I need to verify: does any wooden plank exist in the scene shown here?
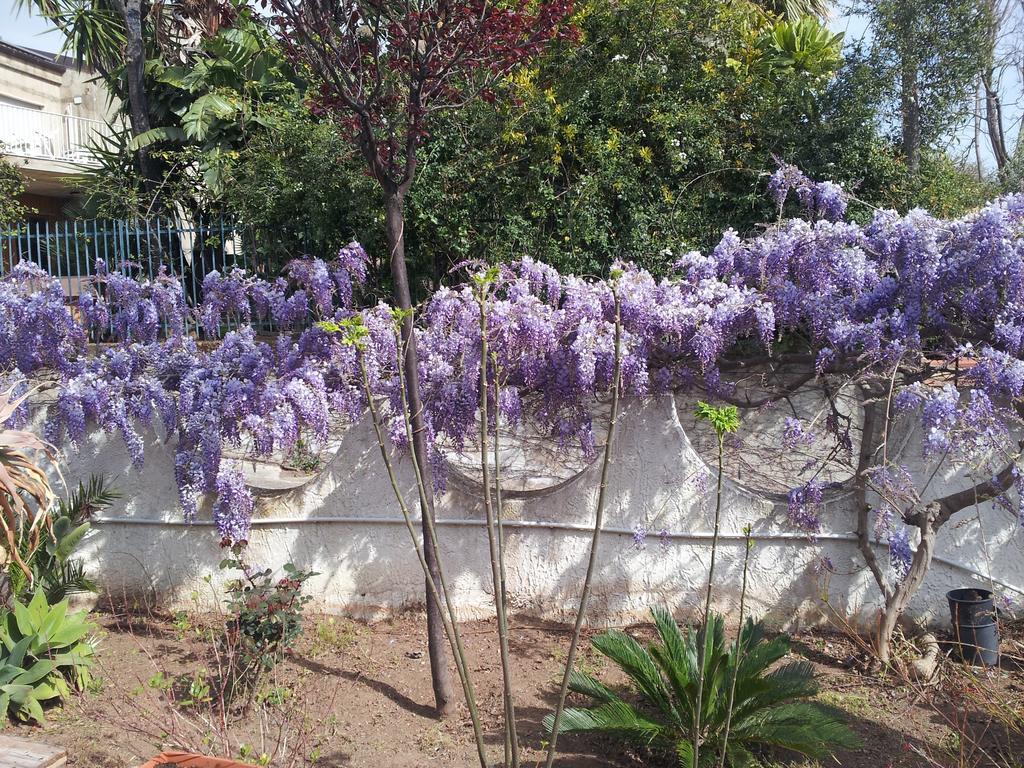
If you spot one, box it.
[0,735,66,768]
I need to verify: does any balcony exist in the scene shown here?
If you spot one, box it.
[0,102,114,167]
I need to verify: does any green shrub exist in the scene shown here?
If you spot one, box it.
[0,590,96,725]
[219,555,315,700]
[544,607,857,766]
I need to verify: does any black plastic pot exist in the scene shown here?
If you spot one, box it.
[947,588,999,666]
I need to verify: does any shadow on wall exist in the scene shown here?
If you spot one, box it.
[69,395,1024,629]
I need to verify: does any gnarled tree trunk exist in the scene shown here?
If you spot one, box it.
[855,395,1019,664]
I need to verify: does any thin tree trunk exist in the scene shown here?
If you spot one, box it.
[981,0,1009,174]
[854,401,890,602]
[975,83,985,179]
[361,353,489,768]
[493,361,515,768]
[384,190,456,717]
[901,63,922,180]
[112,0,160,198]
[718,526,754,768]
[854,393,1019,664]
[982,70,1011,172]
[693,429,726,766]
[478,292,520,768]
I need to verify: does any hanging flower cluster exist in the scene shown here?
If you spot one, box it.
[199,243,370,335]
[0,261,84,375]
[79,259,188,343]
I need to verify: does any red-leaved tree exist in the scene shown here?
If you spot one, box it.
[270,0,574,716]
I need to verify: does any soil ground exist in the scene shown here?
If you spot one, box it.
[21,608,1024,768]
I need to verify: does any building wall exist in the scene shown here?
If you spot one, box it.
[0,49,64,112]
[49,394,1024,630]
[1,44,119,214]
[0,45,112,120]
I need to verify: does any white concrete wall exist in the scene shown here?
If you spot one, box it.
[58,394,1024,629]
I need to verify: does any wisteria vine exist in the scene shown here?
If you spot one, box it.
[2,173,1024,578]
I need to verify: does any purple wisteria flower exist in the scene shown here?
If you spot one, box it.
[767,162,849,221]
[214,466,254,544]
[0,261,85,374]
[782,417,814,448]
[787,479,825,534]
[888,527,913,580]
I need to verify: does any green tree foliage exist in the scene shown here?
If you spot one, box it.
[65,0,302,218]
[0,153,30,227]
[756,0,833,20]
[225,0,858,284]
[221,108,383,269]
[857,0,991,177]
[224,0,991,286]
[60,0,995,284]
[400,0,846,278]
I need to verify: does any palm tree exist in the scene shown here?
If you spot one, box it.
[544,607,858,767]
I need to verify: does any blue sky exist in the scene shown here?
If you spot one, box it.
[0,0,1016,172]
[2,0,64,50]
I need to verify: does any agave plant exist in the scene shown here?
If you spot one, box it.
[0,384,59,584]
[544,608,857,767]
[0,590,96,725]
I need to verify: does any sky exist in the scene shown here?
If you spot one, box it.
[0,0,1018,173]
[1,0,64,51]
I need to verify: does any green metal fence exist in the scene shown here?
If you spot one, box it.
[0,216,294,301]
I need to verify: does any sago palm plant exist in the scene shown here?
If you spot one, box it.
[9,476,120,604]
[544,607,857,767]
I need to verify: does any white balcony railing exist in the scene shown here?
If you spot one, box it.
[0,102,114,166]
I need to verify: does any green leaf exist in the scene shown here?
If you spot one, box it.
[182,93,239,141]
[12,660,54,686]
[20,692,46,725]
[4,636,31,669]
[694,401,740,437]
[26,591,50,626]
[38,598,68,640]
[128,127,188,152]
[11,600,33,639]
[48,620,90,648]
[52,522,90,563]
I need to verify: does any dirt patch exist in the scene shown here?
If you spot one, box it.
[19,610,1024,767]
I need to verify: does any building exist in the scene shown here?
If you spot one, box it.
[0,38,117,221]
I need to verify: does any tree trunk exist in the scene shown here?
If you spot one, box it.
[982,70,1010,172]
[901,63,922,180]
[875,505,938,664]
[384,190,456,717]
[115,0,160,200]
